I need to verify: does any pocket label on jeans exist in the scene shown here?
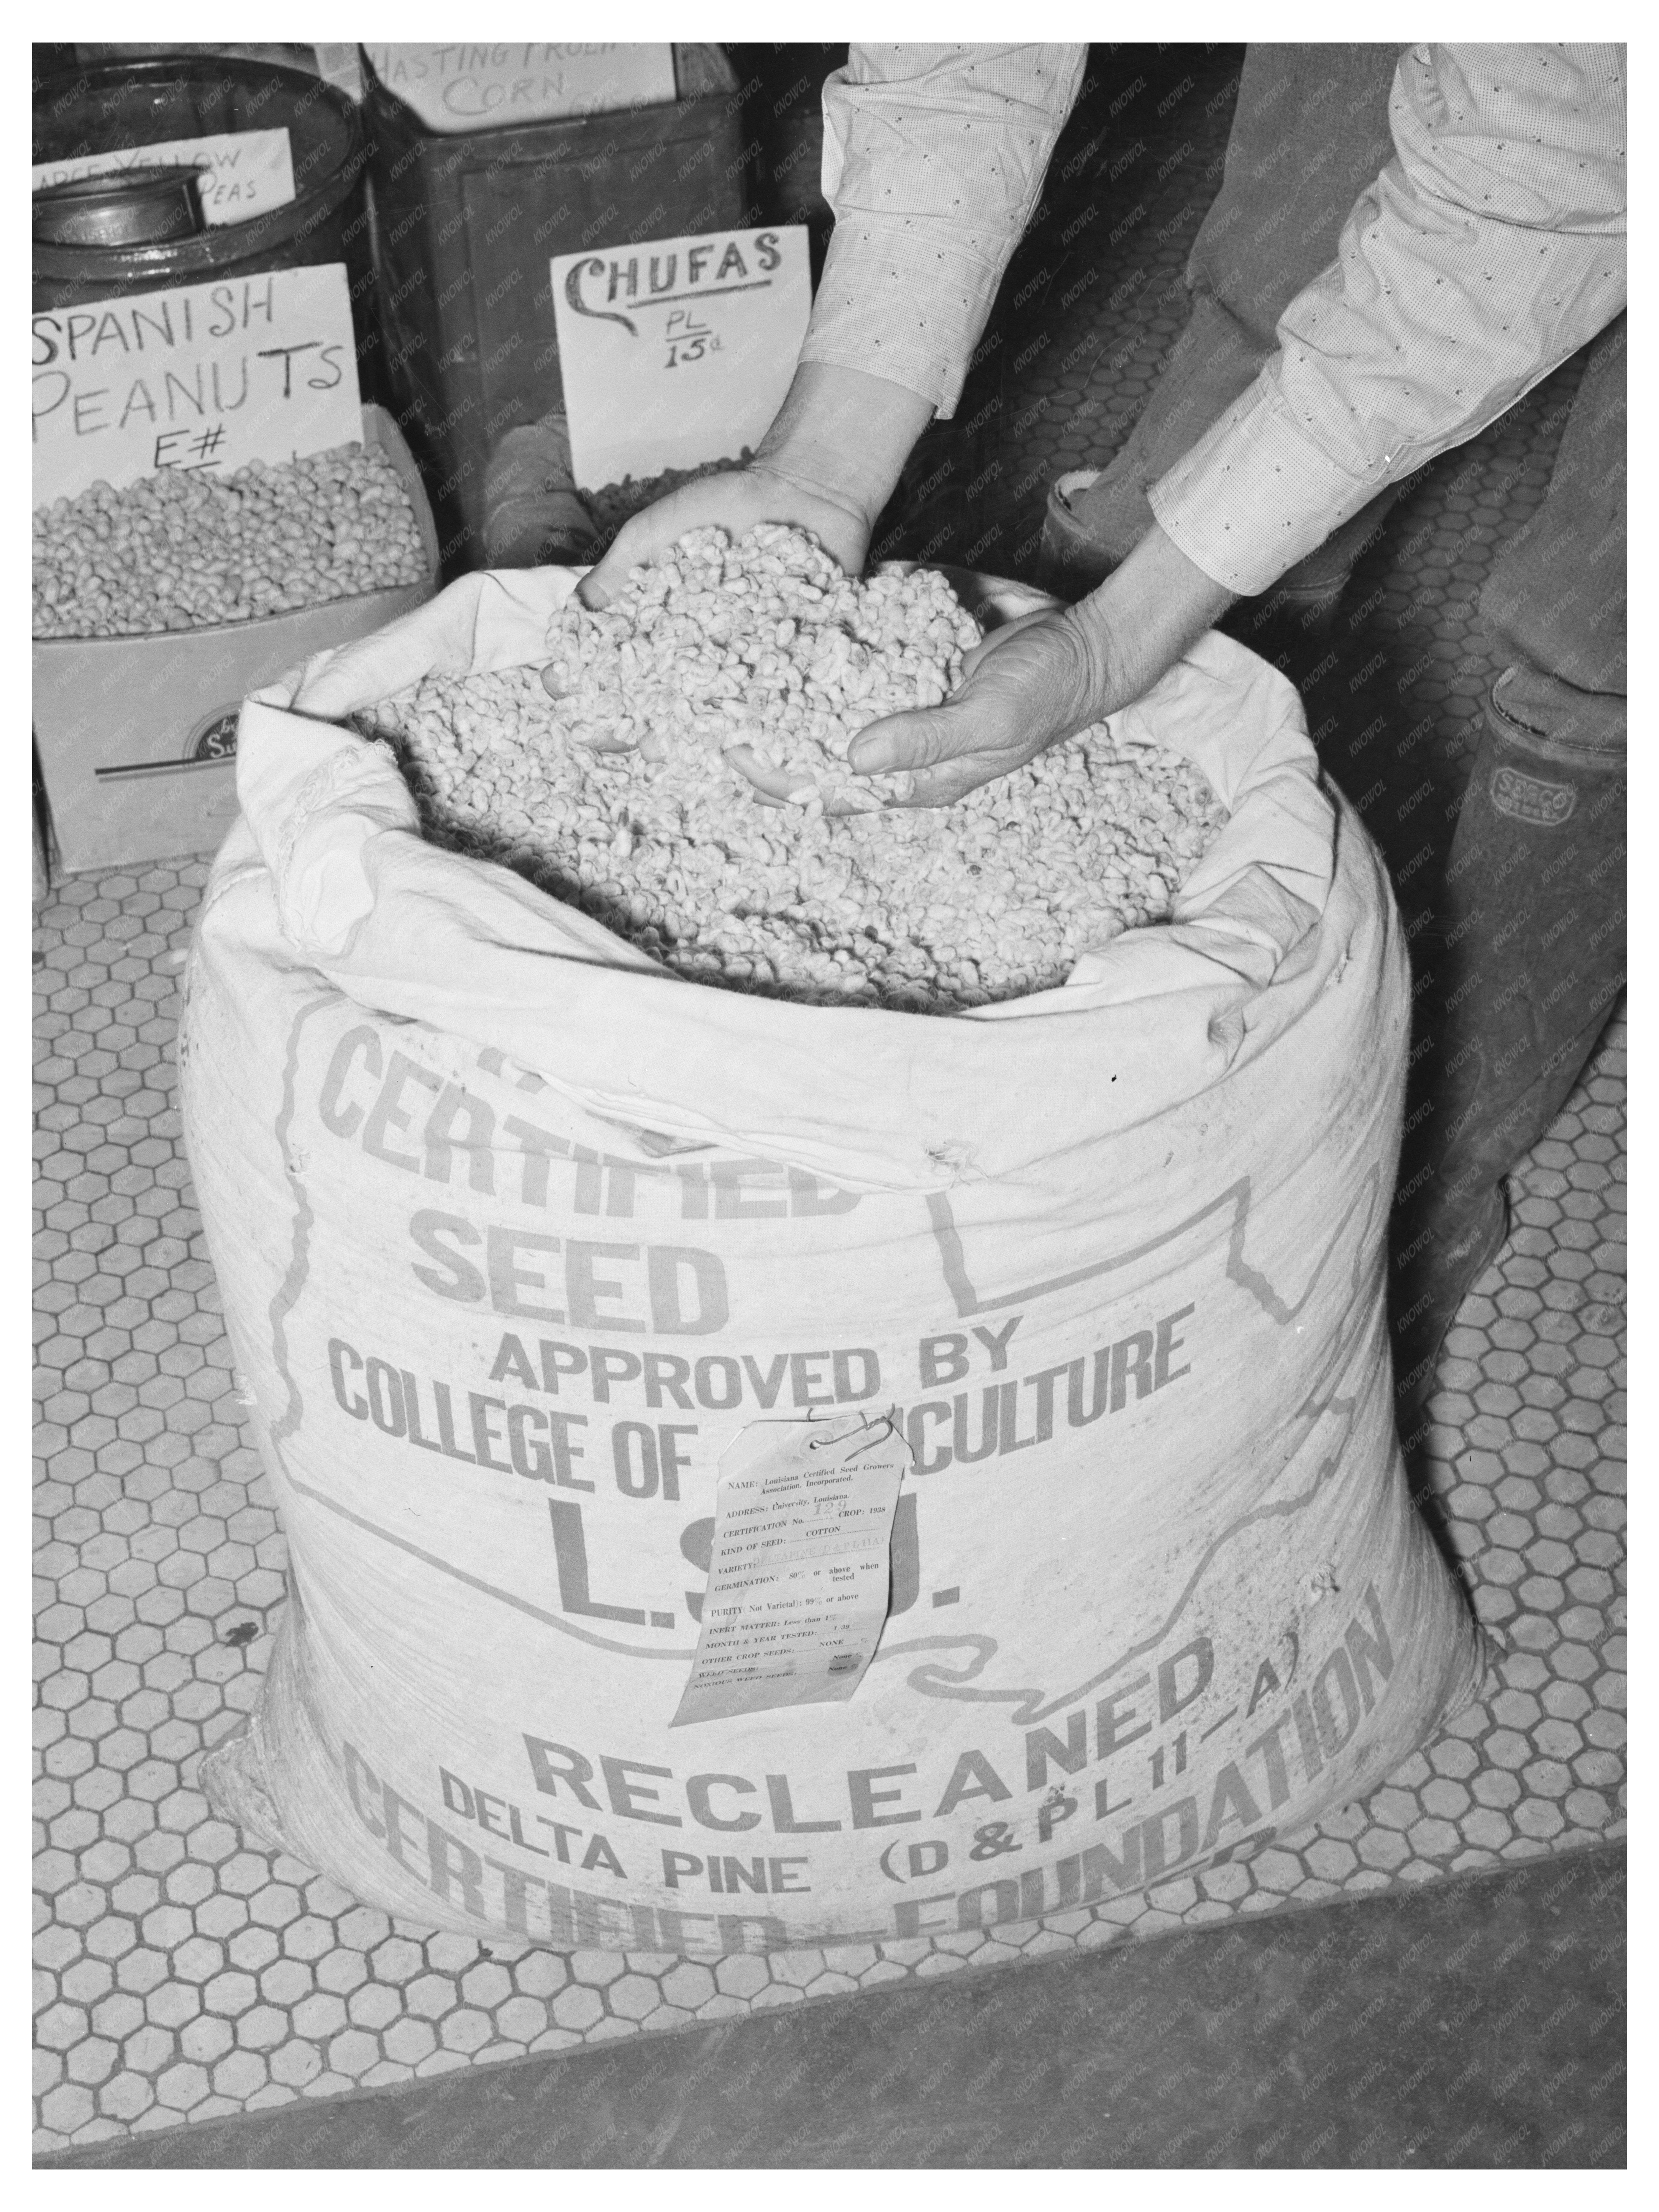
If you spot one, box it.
[1491,765,1576,826]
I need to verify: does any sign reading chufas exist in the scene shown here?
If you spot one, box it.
[551,225,812,489]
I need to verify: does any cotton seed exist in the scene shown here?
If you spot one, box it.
[355,525,1229,1017]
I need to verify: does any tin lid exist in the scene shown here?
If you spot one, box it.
[32,166,208,249]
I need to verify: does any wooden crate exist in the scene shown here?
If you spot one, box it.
[364,44,752,568]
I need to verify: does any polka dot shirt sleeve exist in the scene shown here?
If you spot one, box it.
[799,43,1087,417]
[1151,43,1626,596]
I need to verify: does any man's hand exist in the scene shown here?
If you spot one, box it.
[576,360,935,609]
[848,523,1236,807]
[578,464,871,609]
[847,607,1104,808]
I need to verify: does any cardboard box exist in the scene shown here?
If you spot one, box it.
[31,404,439,876]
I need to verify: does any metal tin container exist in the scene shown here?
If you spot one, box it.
[32,55,382,399]
[33,164,208,248]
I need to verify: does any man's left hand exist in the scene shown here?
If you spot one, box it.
[846,607,1107,808]
[847,523,1236,808]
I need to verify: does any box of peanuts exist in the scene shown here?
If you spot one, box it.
[31,403,439,877]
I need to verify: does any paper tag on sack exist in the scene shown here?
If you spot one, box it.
[32,129,297,227]
[31,265,362,506]
[551,225,811,490]
[671,1408,910,1728]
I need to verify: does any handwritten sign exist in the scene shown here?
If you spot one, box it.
[366,43,674,131]
[552,225,812,490]
[32,265,362,507]
[671,1410,909,1728]
[32,129,296,227]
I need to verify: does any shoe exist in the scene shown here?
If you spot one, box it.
[1035,470,1117,598]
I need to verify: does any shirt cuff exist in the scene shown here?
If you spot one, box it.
[1147,379,1384,597]
[798,221,1004,419]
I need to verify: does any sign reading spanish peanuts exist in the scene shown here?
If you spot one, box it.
[366,43,674,131]
[32,128,297,227]
[31,265,363,506]
[551,226,812,490]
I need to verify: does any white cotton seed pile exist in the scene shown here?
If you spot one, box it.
[32,443,428,639]
[357,525,1229,1014]
[540,522,978,814]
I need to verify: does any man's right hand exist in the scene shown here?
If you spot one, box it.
[574,361,936,609]
[577,462,873,608]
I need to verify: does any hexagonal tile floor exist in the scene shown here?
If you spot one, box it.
[31,864,1625,2153]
